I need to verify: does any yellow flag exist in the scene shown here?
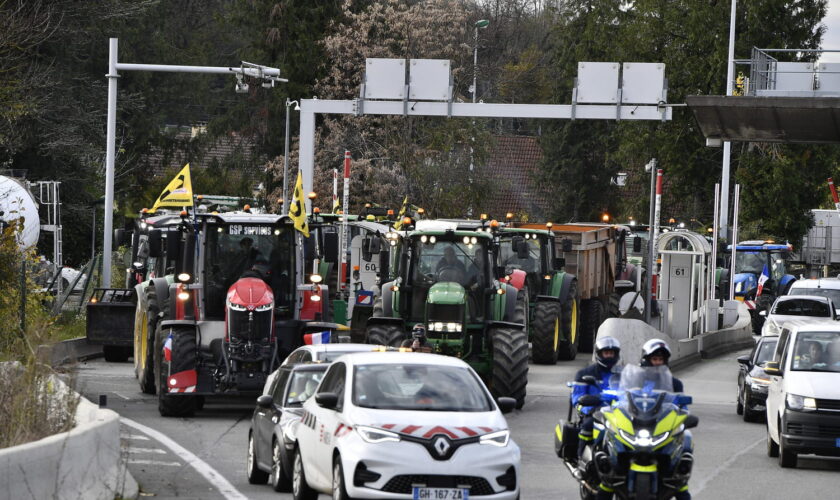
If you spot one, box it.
[332,196,341,214]
[289,171,310,237]
[393,196,409,230]
[150,164,193,212]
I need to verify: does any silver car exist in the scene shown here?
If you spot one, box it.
[760,295,837,336]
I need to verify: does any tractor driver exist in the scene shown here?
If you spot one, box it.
[436,246,466,278]
[228,237,262,284]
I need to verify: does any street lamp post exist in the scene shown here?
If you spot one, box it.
[472,19,490,103]
[283,99,300,210]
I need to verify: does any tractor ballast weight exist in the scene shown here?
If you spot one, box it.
[365,220,529,408]
[139,212,341,416]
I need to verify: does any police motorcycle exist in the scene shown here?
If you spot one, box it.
[556,365,698,500]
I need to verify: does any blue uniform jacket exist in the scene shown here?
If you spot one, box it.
[572,364,614,415]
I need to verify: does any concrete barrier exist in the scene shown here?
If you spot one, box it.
[36,336,103,366]
[0,366,138,500]
[594,301,755,372]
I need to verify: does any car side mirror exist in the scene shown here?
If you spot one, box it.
[764,361,782,376]
[496,397,516,414]
[581,375,598,386]
[632,236,642,253]
[737,355,751,366]
[578,394,602,407]
[758,310,767,317]
[315,392,339,409]
[256,394,274,409]
[684,414,699,429]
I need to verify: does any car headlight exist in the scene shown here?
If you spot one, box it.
[786,393,817,412]
[355,425,401,444]
[618,428,669,447]
[479,429,510,447]
[746,375,771,391]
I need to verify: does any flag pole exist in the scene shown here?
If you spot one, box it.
[340,151,351,299]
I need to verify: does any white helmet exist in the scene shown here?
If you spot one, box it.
[641,338,671,366]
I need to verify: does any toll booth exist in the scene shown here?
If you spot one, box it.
[656,232,712,339]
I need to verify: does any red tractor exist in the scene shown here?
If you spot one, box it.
[138,210,340,416]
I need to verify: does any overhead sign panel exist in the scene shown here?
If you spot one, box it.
[409,59,451,101]
[576,62,619,103]
[364,58,405,100]
[622,63,666,104]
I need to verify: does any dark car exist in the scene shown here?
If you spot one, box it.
[246,363,328,491]
[736,336,778,422]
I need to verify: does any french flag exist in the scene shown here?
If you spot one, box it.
[163,332,173,361]
[756,264,770,297]
[304,331,331,345]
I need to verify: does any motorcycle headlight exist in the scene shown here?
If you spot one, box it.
[618,428,669,447]
[355,425,401,443]
[479,429,510,447]
[786,393,817,412]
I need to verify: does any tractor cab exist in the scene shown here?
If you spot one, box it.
[498,228,557,300]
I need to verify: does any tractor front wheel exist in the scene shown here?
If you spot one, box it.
[531,301,561,364]
[136,287,160,394]
[367,324,405,347]
[156,326,198,417]
[490,326,529,409]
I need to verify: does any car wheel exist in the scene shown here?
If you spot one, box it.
[766,424,779,458]
[271,439,291,492]
[736,384,744,415]
[778,419,797,468]
[246,433,269,484]
[333,456,354,500]
[292,447,318,500]
[742,388,759,422]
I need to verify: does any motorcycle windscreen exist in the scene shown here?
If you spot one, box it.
[618,364,673,393]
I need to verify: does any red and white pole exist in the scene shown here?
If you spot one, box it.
[340,151,351,295]
[651,169,663,303]
[332,169,339,213]
[829,178,840,211]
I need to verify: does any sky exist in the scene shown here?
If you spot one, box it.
[821,1,840,62]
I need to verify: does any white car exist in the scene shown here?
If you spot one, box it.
[264,343,374,395]
[764,321,840,468]
[760,295,836,337]
[788,277,840,315]
[292,352,520,500]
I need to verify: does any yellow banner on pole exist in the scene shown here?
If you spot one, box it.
[150,164,193,212]
[289,171,310,237]
[393,196,408,230]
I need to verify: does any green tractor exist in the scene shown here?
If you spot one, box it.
[497,226,580,364]
[365,220,529,408]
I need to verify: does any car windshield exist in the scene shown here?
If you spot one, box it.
[790,331,840,372]
[285,370,326,407]
[772,299,831,317]
[755,339,778,365]
[790,287,840,309]
[734,252,766,275]
[353,364,493,412]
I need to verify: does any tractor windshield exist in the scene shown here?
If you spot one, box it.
[406,236,490,321]
[734,252,766,275]
[499,234,544,274]
[204,223,296,319]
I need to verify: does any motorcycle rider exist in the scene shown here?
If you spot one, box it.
[572,336,621,459]
[640,338,684,393]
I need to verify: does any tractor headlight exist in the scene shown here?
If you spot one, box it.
[255,303,273,312]
[177,290,190,301]
[177,272,191,282]
[735,282,743,293]
[429,322,461,332]
[356,425,401,444]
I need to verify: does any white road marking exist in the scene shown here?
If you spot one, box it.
[692,436,764,495]
[121,418,247,500]
[127,447,168,454]
[128,459,182,467]
[121,434,150,441]
[113,392,131,400]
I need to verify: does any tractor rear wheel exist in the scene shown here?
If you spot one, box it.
[579,300,605,353]
[157,326,197,417]
[531,301,561,364]
[490,326,529,409]
[367,324,405,347]
[136,287,160,394]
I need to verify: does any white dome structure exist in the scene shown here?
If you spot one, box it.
[0,175,40,250]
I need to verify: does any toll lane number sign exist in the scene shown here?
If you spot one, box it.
[671,267,688,277]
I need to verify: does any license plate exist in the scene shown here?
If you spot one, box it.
[412,487,469,500]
